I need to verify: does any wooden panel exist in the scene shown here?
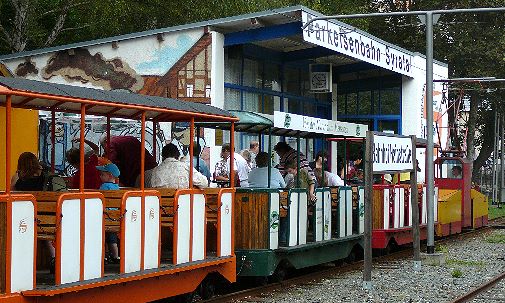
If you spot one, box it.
[372,189,384,230]
[234,192,270,249]
[0,203,6,293]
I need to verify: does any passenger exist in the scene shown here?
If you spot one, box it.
[309,150,329,172]
[66,138,102,189]
[314,167,344,187]
[349,169,365,185]
[191,143,211,185]
[96,163,120,190]
[247,152,286,188]
[96,163,121,263]
[240,149,252,169]
[213,144,250,187]
[100,135,157,187]
[249,141,260,168]
[284,159,316,202]
[273,141,315,183]
[451,165,463,179]
[149,143,208,189]
[11,152,55,272]
[347,154,363,179]
[11,152,45,191]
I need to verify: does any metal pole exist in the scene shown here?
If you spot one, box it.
[425,11,435,254]
[140,112,146,191]
[492,112,499,205]
[268,128,272,188]
[410,136,421,270]
[498,115,505,206]
[363,130,374,290]
[189,117,195,189]
[5,95,11,194]
[297,133,301,188]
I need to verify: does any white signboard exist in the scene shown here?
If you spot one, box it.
[373,134,413,172]
[302,11,414,78]
[274,111,367,138]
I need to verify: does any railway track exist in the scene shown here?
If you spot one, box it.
[201,220,505,303]
[448,271,505,303]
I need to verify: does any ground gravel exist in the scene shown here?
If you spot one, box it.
[235,229,505,303]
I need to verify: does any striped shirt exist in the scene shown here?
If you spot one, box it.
[277,148,316,182]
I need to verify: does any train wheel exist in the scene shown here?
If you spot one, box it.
[199,277,216,300]
[345,250,356,264]
[270,265,287,283]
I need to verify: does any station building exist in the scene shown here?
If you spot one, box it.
[0,6,448,182]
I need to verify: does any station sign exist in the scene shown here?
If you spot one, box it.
[302,11,414,78]
[273,111,367,138]
[372,133,413,172]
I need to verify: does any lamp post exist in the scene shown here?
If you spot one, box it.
[302,5,505,287]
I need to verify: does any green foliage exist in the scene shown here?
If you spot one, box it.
[435,244,448,253]
[489,205,505,220]
[446,259,486,266]
[485,232,505,243]
[451,268,463,278]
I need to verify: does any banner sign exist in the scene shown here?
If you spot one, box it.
[273,111,367,138]
[373,134,413,172]
[302,11,414,78]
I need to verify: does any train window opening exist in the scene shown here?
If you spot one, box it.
[437,159,463,179]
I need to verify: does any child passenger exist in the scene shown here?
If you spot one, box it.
[96,163,121,263]
[96,163,120,190]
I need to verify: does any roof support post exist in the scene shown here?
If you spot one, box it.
[189,117,195,189]
[140,112,146,191]
[79,104,86,192]
[51,110,56,173]
[5,95,11,194]
[230,122,235,187]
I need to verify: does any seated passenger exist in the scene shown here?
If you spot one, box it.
[149,143,208,189]
[96,163,120,190]
[314,167,345,187]
[66,138,102,189]
[96,163,121,263]
[247,152,286,188]
[213,144,250,187]
[11,152,44,191]
[451,165,463,179]
[11,152,55,272]
[284,159,316,202]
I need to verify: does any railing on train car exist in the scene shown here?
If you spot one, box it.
[233,186,364,250]
[371,184,438,230]
[0,187,234,293]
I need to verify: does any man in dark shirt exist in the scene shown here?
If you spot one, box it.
[273,141,315,182]
[101,135,158,187]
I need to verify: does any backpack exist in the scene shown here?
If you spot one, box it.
[43,171,68,192]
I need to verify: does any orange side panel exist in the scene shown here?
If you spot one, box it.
[0,108,38,191]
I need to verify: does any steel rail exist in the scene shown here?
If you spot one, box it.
[448,271,505,303]
[201,219,505,303]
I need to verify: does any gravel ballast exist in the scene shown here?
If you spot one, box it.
[236,229,505,303]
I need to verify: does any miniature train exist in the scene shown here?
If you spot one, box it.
[0,78,488,303]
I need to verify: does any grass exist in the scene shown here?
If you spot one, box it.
[435,244,448,253]
[446,259,486,267]
[485,233,505,244]
[451,269,463,278]
[488,204,505,220]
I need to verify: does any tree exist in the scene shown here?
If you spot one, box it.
[366,0,505,178]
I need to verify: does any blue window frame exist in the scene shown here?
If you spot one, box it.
[337,75,402,134]
[224,45,332,150]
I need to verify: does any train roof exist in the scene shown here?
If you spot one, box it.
[196,110,367,138]
[0,76,236,122]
